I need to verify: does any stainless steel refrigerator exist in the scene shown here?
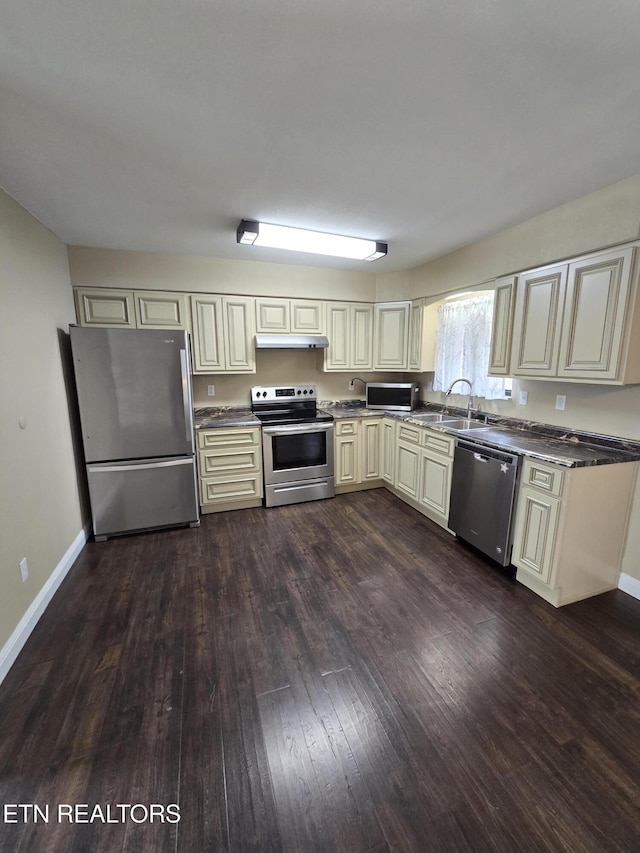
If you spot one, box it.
[70,325,200,540]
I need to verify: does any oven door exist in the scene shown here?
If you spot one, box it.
[262,422,334,485]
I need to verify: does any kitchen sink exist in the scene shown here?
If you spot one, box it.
[408,412,459,422]
[437,418,498,431]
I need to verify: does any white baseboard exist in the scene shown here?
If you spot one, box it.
[0,527,88,686]
[618,572,640,601]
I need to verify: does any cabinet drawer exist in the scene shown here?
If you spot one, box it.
[522,459,564,496]
[335,419,358,436]
[198,447,261,477]
[421,429,454,457]
[197,427,261,450]
[200,474,262,505]
[397,423,421,445]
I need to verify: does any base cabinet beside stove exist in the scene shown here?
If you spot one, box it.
[197,426,263,513]
[335,418,383,492]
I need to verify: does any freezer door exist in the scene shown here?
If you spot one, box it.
[87,456,199,538]
[70,326,195,462]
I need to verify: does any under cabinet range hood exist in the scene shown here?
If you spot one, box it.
[255,333,329,349]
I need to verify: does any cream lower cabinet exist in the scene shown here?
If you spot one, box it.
[197,427,263,513]
[335,418,384,491]
[335,420,359,486]
[392,423,454,530]
[381,417,397,484]
[418,431,455,526]
[191,295,255,374]
[512,457,638,606]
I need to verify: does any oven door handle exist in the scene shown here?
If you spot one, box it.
[263,423,334,436]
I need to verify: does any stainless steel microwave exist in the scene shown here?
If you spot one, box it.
[365,382,419,412]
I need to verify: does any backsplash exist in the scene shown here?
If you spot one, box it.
[191,348,410,407]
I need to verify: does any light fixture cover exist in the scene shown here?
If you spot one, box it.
[236,220,387,262]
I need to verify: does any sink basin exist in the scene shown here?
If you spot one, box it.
[437,419,497,431]
[408,412,458,422]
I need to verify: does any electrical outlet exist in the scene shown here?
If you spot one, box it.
[348,380,355,390]
[207,385,215,397]
[518,391,528,406]
[555,394,566,411]
[19,557,29,583]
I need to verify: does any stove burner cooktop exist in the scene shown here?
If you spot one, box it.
[250,384,333,425]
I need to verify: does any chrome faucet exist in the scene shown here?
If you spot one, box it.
[445,378,477,418]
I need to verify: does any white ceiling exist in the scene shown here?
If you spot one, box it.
[2,1,640,273]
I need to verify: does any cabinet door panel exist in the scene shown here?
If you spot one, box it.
[558,248,633,379]
[512,266,566,375]
[512,488,560,584]
[336,436,359,485]
[75,288,135,327]
[135,291,189,329]
[224,297,255,372]
[325,304,350,370]
[191,296,224,372]
[291,300,323,333]
[419,451,451,516]
[351,305,373,369]
[488,276,515,375]
[396,442,420,499]
[361,419,381,480]
[381,419,396,484]
[255,298,290,332]
[374,302,410,369]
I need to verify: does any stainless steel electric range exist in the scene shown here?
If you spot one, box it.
[251,385,335,507]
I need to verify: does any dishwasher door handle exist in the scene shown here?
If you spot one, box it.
[473,452,491,462]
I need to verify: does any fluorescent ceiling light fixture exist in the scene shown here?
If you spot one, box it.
[236,220,387,261]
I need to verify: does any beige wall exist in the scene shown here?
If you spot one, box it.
[376,174,640,301]
[68,246,377,302]
[0,190,85,651]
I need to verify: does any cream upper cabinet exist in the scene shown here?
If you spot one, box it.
[255,298,324,334]
[508,243,640,384]
[557,247,634,380]
[291,300,324,333]
[134,291,190,330]
[74,288,136,327]
[408,299,438,372]
[488,276,516,376]
[75,288,190,330]
[373,302,411,370]
[324,302,373,371]
[512,457,638,607]
[511,264,567,376]
[191,295,255,374]
[255,297,289,332]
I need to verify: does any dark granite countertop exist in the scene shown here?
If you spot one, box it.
[194,406,260,429]
[319,400,640,468]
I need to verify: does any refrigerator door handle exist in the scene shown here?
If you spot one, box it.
[180,348,193,445]
[88,458,194,473]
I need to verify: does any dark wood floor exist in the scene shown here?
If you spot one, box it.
[2,489,640,852]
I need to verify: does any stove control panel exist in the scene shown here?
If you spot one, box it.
[251,385,317,403]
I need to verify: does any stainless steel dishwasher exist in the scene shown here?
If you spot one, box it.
[448,440,521,567]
